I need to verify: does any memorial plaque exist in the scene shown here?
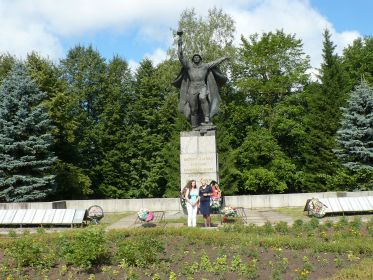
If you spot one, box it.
[359,197,371,211]
[52,209,66,224]
[42,209,56,224]
[0,210,6,223]
[346,197,363,211]
[73,209,86,224]
[2,210,16,224]
[32,209,46,224]
[368,197,373,208]
[62,209,75,224]
[12,209,27,224]
[23,209,36,224]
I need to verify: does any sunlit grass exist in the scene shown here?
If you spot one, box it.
[322,258,373,280]
[274,207,309,220]
[99,212,134,226]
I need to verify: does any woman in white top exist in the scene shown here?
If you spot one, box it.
[184,180,199,227]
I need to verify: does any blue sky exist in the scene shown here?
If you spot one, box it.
[0,0,371,72]
[310,0,371,36]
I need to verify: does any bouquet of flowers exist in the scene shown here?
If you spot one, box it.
[180,196,187,209]
[210,197,221,211]
[220,206,238,217]
[137,208,154,222]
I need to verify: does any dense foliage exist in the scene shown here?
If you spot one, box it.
[0,65,56,201]
[0,8,372,201]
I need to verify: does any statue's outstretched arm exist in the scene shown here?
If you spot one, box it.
[208,56,228,69]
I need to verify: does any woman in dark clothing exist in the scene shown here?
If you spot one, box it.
[199,178,213,227]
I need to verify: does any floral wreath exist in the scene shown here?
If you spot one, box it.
[220,206,238,217]
[137,208,154,222]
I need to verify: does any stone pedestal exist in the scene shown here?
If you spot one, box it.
[180,130,218,189]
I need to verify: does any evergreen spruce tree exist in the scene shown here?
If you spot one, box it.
[0,64,56,202]
[335,81,373,172]
[301,30,348,191]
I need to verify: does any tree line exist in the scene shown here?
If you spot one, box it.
[0,8,372,202]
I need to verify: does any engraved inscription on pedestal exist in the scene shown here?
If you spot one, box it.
[180,154,216,173]
[180,130,218,188]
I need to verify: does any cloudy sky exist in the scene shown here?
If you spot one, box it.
[0,0,371,72]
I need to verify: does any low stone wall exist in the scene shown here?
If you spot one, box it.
[0,191,372,213]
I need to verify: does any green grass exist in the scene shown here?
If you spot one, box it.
[274,207,309,220]
[322,258,373,280]
[99,212,133,226]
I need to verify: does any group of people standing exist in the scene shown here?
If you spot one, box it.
[183,179,221,227]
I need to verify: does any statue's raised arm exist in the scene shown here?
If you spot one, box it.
[177,30,187,67]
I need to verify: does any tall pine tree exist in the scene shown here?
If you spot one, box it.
[301,30,348,191]
[0,64,56,202]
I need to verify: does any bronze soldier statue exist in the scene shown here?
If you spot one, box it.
[172,30,228,131]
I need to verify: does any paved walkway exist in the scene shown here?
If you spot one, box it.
[106,208,297,230]
[1,208,371,233]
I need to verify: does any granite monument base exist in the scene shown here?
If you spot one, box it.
[180,130,218,189]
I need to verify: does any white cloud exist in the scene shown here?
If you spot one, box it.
[144,48,168,66]
[0,0,362,70]
[0,4,63,59]
[128,59,140,75]
[227,0,360,71]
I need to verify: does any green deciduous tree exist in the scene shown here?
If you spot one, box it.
[234,30,310,108]
[342,36,373,89]
[219,30,310,194]
[170,7,236,63]
[0,64,56,202]
[58,45,109,197]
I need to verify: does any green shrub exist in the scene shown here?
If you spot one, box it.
[368,217,373,237]
[308,217,320,229]
[334,216,348,230]
[5,236,56,268]
[274,221,289,234]
[349,217,362,230]
[7,229,17,238]
[324,219,333,228]
[293,219,304,228]
[115,236,165,267]
[262,221,274,234]
[58,226,108,269]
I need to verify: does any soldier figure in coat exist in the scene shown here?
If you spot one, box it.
[172,30,228,130]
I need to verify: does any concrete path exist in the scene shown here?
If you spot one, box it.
[245,208,295,226]
[1,208,370,233]
[106,208,297,230]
